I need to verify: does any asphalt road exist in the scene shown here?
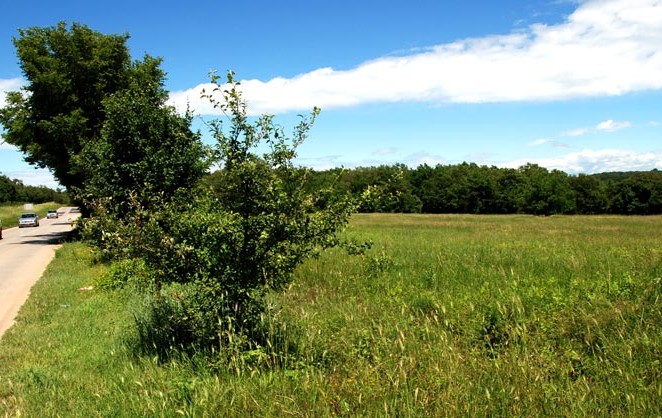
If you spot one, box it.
[0,207,81,339]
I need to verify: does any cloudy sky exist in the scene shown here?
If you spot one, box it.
[1,0,661,188]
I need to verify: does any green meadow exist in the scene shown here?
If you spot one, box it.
[1,214,661,417]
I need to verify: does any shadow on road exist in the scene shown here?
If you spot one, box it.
[16,230,75,245]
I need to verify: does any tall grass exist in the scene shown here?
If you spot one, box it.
[1,214,661,416]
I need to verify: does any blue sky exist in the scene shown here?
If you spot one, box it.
[1,0,661,188]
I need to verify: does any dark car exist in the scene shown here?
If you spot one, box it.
[18,213,39,228]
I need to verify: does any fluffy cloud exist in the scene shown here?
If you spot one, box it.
[372,147,398,156]
[596,119,632,132]
[503,149,662,174]
[169,0,662,115]
[296,146,661,174]
[562,119,632,136]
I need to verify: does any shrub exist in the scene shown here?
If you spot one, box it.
[89,71,355,356]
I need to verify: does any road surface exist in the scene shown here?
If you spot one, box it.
[0,207,80,339]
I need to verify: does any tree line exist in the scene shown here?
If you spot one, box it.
[0,173,69,204]
[297,163,662,215]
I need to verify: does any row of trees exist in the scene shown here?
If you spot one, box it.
[301,163,662,215]
[0,174,69,204]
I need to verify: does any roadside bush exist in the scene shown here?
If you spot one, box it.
[87,71,355,358]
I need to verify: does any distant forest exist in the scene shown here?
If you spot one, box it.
[0,174,69,204]
[285,163,662,215]
[5,162,661,215]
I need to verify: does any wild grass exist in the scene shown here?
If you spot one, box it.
[0,202,63,228]
[1,214,661,416]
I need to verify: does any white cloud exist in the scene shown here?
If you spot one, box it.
[596,119,631,132]
[294,154,345,170]
[298,147,661,174]
[503,149,662,174]
[169,0,662,115]
[401,152,448,167]
[562,119,632,136]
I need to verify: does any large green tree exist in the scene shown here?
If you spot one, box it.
[0,22,184,207]
[79,58,207,218]
[609,170,662,215]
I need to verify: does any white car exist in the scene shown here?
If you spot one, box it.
[18,213,40,228]
[47,210,58,219]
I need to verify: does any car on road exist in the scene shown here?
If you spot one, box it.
[47,210,58,219]
[18,213,40,228]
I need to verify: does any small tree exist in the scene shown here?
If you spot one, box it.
[108,72,355,351]
[195,71,349,328]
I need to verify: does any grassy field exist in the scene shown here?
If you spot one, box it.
[0,202,63,229]
[1,214,661,416]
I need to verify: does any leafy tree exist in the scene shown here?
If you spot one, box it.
[491,167,521,214]
[448,163,496,213]
[0,22,162,208]
[517,164,575,215]
[569,174,608,214]
[358,165,421,213]
[79,59,207,218]
[0,175,18,203]
[609,170,662,214]
[174,72,352,331]
[0,174,68,204]
[415,164,456,213]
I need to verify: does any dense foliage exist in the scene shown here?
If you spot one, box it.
[0,173,68,204]
[83,72,354,353]
[300,163,662,215]
[0,22,193,212]
[78,59,207,218]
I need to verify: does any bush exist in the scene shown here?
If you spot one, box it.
[88,71,355,357]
